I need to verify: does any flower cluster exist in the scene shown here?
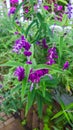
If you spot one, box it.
[14,66,25,81]
[66,3,73,19]
[13,36,31,53]
[63,61,69,70]
[14,67,48,83]
[8,7,16,16]
[43,6,49,11]
[55,4,63,11]
[46,47,58,65]
[28,69,48,83]
[10,0,18,5]
[8,0,18,16]
[13,36,32,64]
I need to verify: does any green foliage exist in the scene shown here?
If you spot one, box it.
[0,0,73,129]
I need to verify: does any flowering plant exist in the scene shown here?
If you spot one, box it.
[0,0,73,128]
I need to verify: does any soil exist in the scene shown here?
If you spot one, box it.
[0,119,25,130]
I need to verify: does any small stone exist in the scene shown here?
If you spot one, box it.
[0,120,3,125]
[4,117,15,126]
[3,116,8,120]
[0,112,5,117]
[0,124,4,128]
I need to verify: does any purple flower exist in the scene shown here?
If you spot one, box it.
[57,5,63,11]
[12,39,22,53]
[0,84,2,89]
[10,0,18,4]
[24,41,31,51]
[25,8,29,13]
[36,41,40,44]
[24,51,32,57]
[29,72,39,83]
[14,31,19,35]
[47,47,58,65]
[54,4,63,11]
[46,58,55,65]
[8,7,16,16]
[42,39,48,48]
[14,66,25,81]
[43,6,49,10]
[28,69,48,83]
[63,61,69,70]
[26,61,32,64]
[66,3,73,19]
[12,36,31,53]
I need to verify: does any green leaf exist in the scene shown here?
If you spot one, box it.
[26,19,38,37]
[51,111,63,120]
[21,78,27,101]
[25,89,35,115]
[36,94,43,117]
[13,1,27,22]
[58,0,67,5]
[0,61,23,67]
[37,12,44,23]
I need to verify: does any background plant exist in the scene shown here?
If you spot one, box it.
[0,0,73,129]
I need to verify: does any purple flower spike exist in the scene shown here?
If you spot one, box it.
[14,66,25,81]
[24,51,32,57]
[8,7,16,16]
[63,61,69,70]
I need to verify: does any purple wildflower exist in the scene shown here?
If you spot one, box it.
[10,0,18,5]
[28,69,48,83]
[24,51,32,57]
[14,31,19,35]
[26,61,32,64]
[24,41,31,51]
[14,66,25,81]
[25,8,29,13]
[12,36,31,53]
[46,58,55,65]
[57,5,63,11]
[12,39,22,53]
[46,47,58,65]
[66,3,73,19]
[42,39,48,48]
[55,4,63,11]
[43,5,49,10]
[63,61,69,70]
[8,7,16,16]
